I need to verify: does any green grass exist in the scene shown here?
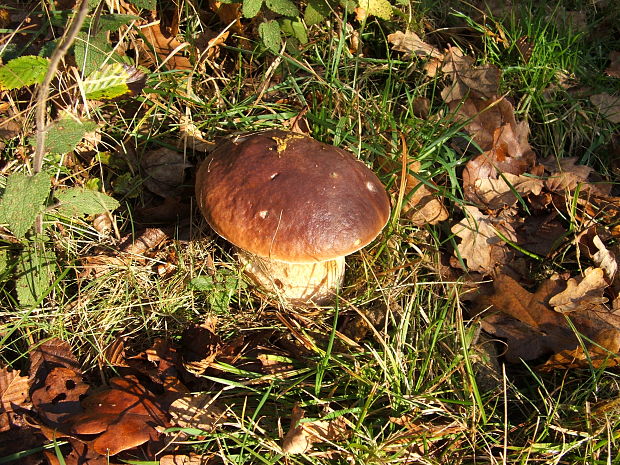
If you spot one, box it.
[1,0,620,463]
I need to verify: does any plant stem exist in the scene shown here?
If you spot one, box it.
[33,0,89,174]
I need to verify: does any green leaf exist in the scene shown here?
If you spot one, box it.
[304,0,331,26]
[128,0,157,9]
[0,172,51,238]
[242,0,264,18]
[0,56,49,91]
[16,243,56,308]
[96,14,141,32]
[190,271,245,313]
[43,113,98,155]
[259,21,282,53]
[265,0,299,16]
[280,19,308,44]
[83,63,131,100]
[74,32,125,77]
[55,187,120,217]
[0,249,8,277]
[358,0,393,20]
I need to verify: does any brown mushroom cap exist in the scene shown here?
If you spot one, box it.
[196,130,391,263]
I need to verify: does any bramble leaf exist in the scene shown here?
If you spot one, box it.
[0,56,49,90]
[0,172,51,238]
[55,188,120,217]
[259,20,282,53]
[16,243,57,308]
[44,113,98,155]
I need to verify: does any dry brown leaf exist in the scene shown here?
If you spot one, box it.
[590,93,620,123]
[142,147,191,198]
[548,267,609,313]
[31,366,89,432]
[69,376,169,456]
[451,206,518,274]
[181,322,222,374]
[282,405,350,454]
[401,161,449,226]
[0,367,30,432]
[539,328,620,371]
[257,353,296,376]
[168,392,226,432]
[606,51,620,78]
[591,235,618,284]
[441,47,501,100]
[472,173,544,209]
[209,0,243,34]
[29,338,80,389]
[140,23,192,70]
[387,31,443,58]
[515,214,566,256]
[476,274,577,361]
[541,156,596,192]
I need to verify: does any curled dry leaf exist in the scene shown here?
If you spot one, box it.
[451,206,518,274]
[282,404,350,454]
[29,338,81,390]
[168,392,226,432]
[591,235,617,285]
[0,367,30,432]
[548,267,609,313]
[69,376,169,456]
[160,454,213,465]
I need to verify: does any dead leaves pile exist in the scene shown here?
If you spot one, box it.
[0,320,363,463]
[389,31,620,370]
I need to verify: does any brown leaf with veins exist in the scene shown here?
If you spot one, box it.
[0,367,30,432]
[475,274,576,361]
[451,206,518,274]
[142,147,192,198]
[69,376,169,456]
[548,267,609,313]
[140,23,192,70]
[441,47,501,100]
[472,173,544,209]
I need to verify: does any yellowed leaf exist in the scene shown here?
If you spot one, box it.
[140,23,192,70]
[473,173,544,209]
[357,0,393,20]
[540,328,620,371]
[282,405,350,454]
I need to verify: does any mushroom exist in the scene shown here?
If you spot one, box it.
[195,129,391,304]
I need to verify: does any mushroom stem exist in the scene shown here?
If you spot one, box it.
[236,248,345,304]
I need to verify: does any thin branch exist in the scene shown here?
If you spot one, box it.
[33,0,90,174]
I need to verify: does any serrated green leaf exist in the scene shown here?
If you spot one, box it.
[259,21,282,53]
[55,187,120,217]
[16,243,56,308]
[0,172,51,238]
[304,0,331,26]
[280,19,308,44]
[43,113,98,155]
[358,0,393,20]
[242,0,264,18]
[265,0,299,16]
[74,32,126,77]
[83,63,131,100]
[128,0,156,9]
[0,56,49,91]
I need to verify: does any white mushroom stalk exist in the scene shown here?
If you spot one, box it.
[195,130,391,305]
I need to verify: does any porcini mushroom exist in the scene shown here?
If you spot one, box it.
[195,129,390,304]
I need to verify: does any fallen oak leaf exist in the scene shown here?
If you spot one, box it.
[539,328,620,371]
[590,93,620,124]
[451,206,518,275]
[387,31,443,59]
[140,23,192,70]
[168,392,227,432]
[548,267,609,313]
[472,173,544,209]
[68,376,169,456]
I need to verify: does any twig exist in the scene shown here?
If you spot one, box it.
[33,0,90,174]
